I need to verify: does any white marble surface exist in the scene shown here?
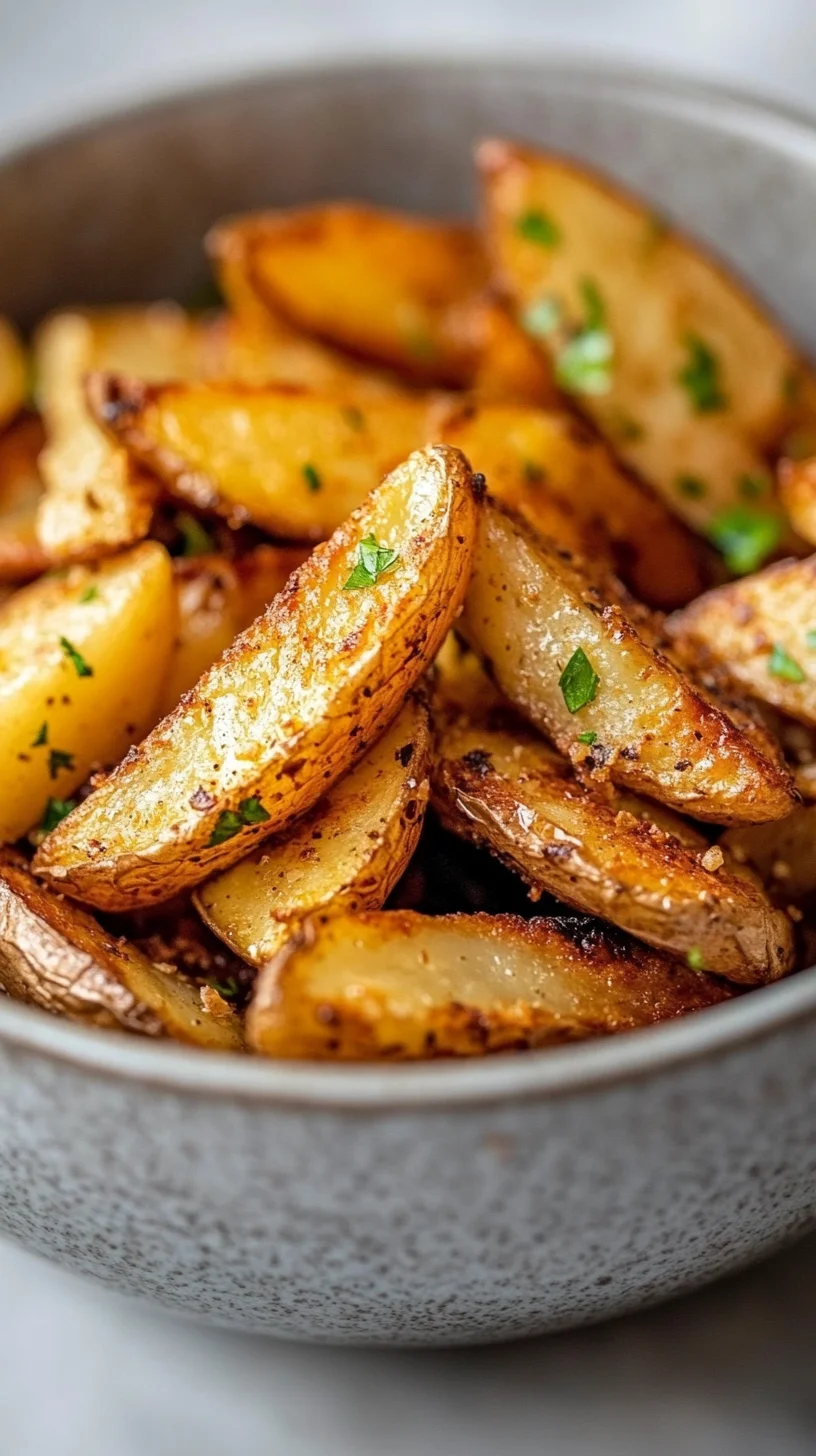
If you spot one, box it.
[2,1,816,1450]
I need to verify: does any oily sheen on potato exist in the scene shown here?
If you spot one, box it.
[196,694,431,964]
[0,542,175,843]
[247,910,731,1059]
[459,497,796,823]
[34,445,480,909]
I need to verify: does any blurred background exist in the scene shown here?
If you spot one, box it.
[2,1,816,1452]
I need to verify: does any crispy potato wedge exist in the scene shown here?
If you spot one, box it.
[196,695,431,964]
[88,375,431,538]
[0,542,175,843]
[460,497,796,822]
[0,415,51,581]
[208,204,488,386]
[432,704,793,981]
[479,140,812,555]
[668,556,816,727]
[34,445,480,909]
[0,317,27,431]
[0,856,242,1047]
[722,806,816,904]
[779,455,816,548]
[247,909,731,1059]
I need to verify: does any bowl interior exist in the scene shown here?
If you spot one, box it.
[1,56,816,1098]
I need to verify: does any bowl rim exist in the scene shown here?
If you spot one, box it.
[3,52,816,1110]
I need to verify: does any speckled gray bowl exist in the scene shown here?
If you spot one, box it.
[1,58,816,1346]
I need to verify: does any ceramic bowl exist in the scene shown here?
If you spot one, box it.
[1,58,816,1346]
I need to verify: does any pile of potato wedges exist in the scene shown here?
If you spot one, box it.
[1,138,816,1059]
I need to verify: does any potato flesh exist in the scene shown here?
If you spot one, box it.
[196,696,431,964]
[460,499,796,823]
[668,557,816,727]
[0,415,50,581]
[0,542,175,842]
[248,910,731,1059]
[0,317,27,432]
[479,141,809,539]
[33,445,478,908]
[208,204,488,386]
[0,858,242,1047]
[432,709,793,982]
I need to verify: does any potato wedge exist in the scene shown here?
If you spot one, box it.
[460,497,796,822]
[208,204,488,386]
[471,300,559,407]
[432,704,792,981]
[0,317,27,431]
[479,140,812,560]
[668,557,816,727]
[722,806,816,904]
[196,694,431,964]
[33,445,480,909]
[0,415,51,581]
[0,856,242,1047]
[0,542,175,843]
[779,455,816,547]
[208,313,406,398]
[247,910,731,1059]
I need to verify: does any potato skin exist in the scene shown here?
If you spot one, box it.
[460,497,796,823]
[432,704,793,982]
[0,856,243,1048]
[248,910,731,1060]
[34,445,480,909]
[196,694,431,964]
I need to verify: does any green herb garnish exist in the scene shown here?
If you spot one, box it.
[577,731,597,746]
[343,534,400,590]
[209,976,242,1001]
[59,637,93,678]
[302,463,321,493]
[579,278,606,330]
[738,473,769,500]
[31,722,48,748]
[238,796,270,825]
[706,507,782,576]
[687,946,706,972]
[676,474,707,500]
[556,330,613,396]
[48,748,75,780]
[678,334,727,413]
[341,406,365,432]
[768,644,806,683]
[176,511,215,558]
[40,798,75,834]
[207,797,271,847]
[515,209,561,249]
[805,630,816,650]
[522,296,561,339]
[523,460,545,484]
[79,585,99,604]
[559,648,600,714]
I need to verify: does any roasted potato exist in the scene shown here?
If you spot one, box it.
[460,497,796,822]
[247,909,731,1059]
[0,415,51,581]
[0,855,242,1047]
[470,300,559,407]
[668,556,816,727]
[779,454,816,548]
[0,317,27,431]
[33,445,480,909]
[208,203,488,386]
[0,542,175,843]
[479,140,812,563]
[722,806,816,905]
[196,694,431,964]
[432,701,793,982]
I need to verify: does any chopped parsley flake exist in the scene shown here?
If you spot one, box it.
[678,334,727,413]
[768,643,806,683]
[522,296,561,339]
[555,278,613,396]
[739,473,769,500]
[343,534,400,590]
[515,208,561,249]
[31,722,48,748]
[79,585,99,604]
[577,731,597,746]
[176,511,215,558]
[559,648,600,714]
[342,406,365,432]
[687,946,706,972]
[209,976,241,1001]
[676,474,707,500]
[706,507,782,576]
[238,796,271,825]
[579,277,606,330]
[302,463,321,493]
[40,798,75,834]
[806,630,816,650]
[59,637,93,678]
[523,460,545,484]
[48,748,75,780]
[208,797,271,847]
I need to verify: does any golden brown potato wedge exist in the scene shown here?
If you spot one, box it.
[0,415,51,581]
[247,909,731,1059]
[208,204,488,386]
[460,497,796,822]
[432,703,793,982]
[668,556,816,727]
[33,445,480,909]
[207,313,407,398]
[196,694,431,964]
[0,542,175,844]
[722,806,816,905]
[0,317,27,431]
[470,300,560,407]
[479,140,811,564]
[0,856,242,1047]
